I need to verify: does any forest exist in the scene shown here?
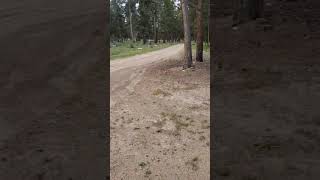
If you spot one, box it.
[110,0,209,43]
[110,0,209,63]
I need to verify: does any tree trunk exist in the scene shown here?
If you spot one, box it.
[210,0,214,60]
[155,28,158,43]
[143,37,147,44]
[153,10,158,44]
[196,0,204,62]
[129,0,135,41]
[129,13,135,41]
[181,0,192,68]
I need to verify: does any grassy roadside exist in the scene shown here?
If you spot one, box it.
[191,41,210,60]
[110,41,178,60]
[191,41,210,53]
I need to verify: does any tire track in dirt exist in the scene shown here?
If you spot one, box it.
[110,44,184,108]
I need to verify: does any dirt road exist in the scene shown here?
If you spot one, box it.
[111,44,184,106]
[111,44,210,179]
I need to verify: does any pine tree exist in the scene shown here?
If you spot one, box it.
[181,0,192,68]
[125,0,138,41]
[110,0,126,41]
[196,0,204,62]
[137,0,153,44]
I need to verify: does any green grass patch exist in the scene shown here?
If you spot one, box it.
[191,41,210,53]
[152,89,172,97]
[110,41,177,60]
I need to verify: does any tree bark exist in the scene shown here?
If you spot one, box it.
[210,0,214,59]
[155,28,158,43]
[153,9,158,43]
[143,36,147,44]
[196,0,204,62]
[129,0,135,41]
[181,0,192,68]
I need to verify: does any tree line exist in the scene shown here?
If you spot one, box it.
[110,0,266,68]
[110,0,209,65]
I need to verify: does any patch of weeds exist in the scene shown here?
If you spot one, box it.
[189,105,201,110]
[187,130,197,134]
[199,136,206,141]
[152,89,172,97]
[185,157,200,171]
[158,112,193,136]
[139,162,147,168]
[175,119,189,131]
[173,84,198,91]
[201,120,210,129]
[201,125,210,129]
[145,169,152,177]
[161,113,190,131]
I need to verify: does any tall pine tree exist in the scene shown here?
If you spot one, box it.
[137,0,153,44]
[110,0,126,41]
